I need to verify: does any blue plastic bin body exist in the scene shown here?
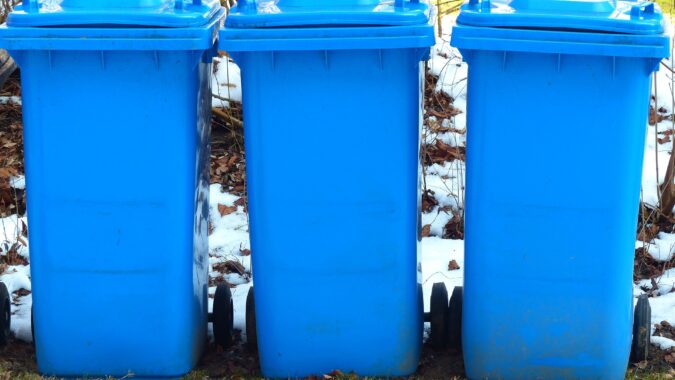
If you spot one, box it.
[220,1,435,377]
[452,1,670,378]
[0,4,224,377]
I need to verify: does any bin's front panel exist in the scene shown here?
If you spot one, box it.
[20,48,210,378]
[462,50,652,379]
[239,47,424,378]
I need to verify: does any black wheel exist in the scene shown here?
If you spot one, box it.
[246,286,257,352]
[447,286,463,352]
[418,283,424,340]
[0,51,16,90]
[30,306,34,346]
[213,284,233,349]
[631,294,651,363]
[429,282,449,349]
[0,283,10,347]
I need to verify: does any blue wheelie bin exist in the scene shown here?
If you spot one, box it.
[0,1,230,377]
[219,1,435,377]
[450,0,670,378]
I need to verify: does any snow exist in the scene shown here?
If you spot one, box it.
[1,265,31,342]
[652,335,675,350]
[637,268,675,296]
[0,214,30,341]
[9,175,24,190]
[0,96,21,106]
[650,291,675,348]
[428,20,467,135]
[0,214,28,259]
[211,56,242,109]
[645,232,675,262]
[421,236,464,313]
[207,184,251,338]
[643,56,675,210]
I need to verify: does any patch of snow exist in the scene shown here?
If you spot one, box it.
[425,161,465,212]
[653,57,674,116]
[10,294,31,343]
[9,175,24,190]
[211,57,242,108]
[652,335,675,350]
[1,265,30,294]
[651,291,675,327]
[648,289,675,350]
[428,26,468,134]
[422,207,452,238]
[438,130,466,148]
[207,184,251,340]
[208,184,250,263]
[643,64,675,211]
[1,265,31,342]
[647,232,675,262]
[641,124,673,209]
[421,237,464,301]
[420,237,464,339]
[0,214,28,259]
[0,96,21,105]
[637,268,675,296]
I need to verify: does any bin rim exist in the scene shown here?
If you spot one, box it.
[224,0,431,29]
[7,0,222,29]
[219,3,436,53]
[451,23,670,60]
[0,8,225,51]
[456,0,666,36]
[219,22,435,52]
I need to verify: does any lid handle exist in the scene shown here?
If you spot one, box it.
[175,0,202,9]
[236,0,259,12]
[394,0,419,8]
[22,0,39,13]
[468,0,491,11]
[630,1,655,19]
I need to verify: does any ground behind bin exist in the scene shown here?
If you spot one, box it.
[0,16,673,380]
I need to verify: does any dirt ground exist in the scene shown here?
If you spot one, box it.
[0,339,671,379]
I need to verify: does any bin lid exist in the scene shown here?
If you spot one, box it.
[456,0,665,35]
[225,0,432,29]
[6,0,222,28]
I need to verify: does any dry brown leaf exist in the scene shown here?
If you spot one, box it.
[658,135,672,145]
[212,260,246,275]
[218,203,237,216]
[422,189,438,213]
[421,224,431,238]
[448,260,461,271]
[665,353,675,364]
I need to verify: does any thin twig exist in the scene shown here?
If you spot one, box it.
[212,108,243,129]
[212,93,235,103]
